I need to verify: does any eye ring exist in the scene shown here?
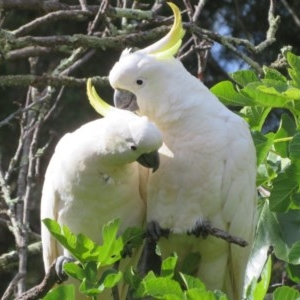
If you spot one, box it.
[136,79,144,86]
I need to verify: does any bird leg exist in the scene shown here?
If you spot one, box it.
[55,255,76,283]
[188,220,248,247]
[146,220,170,242]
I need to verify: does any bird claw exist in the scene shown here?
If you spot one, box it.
[187,219,210,238]
[147,221,170,242]
[55,255,76,283]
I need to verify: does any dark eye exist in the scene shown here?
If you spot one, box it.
[131,145,137,151]
[136,79,144,86]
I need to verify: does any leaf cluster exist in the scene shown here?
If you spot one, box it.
[212,51,300,298]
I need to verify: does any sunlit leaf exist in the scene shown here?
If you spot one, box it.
[273,286,300,300]
[161,254,178,278]
[210,81,255,106]
[251,131,274,166]
[252,255,272,300]
[240,106,271,131]
[97,218,123,266]
[42,285,75,300]
[179,273,206,291]
[274,114,296,158]
[263,66,287,82]
[230,69,259,87]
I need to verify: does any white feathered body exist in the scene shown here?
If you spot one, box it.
[41,113,162,300]
[110,55,257,299]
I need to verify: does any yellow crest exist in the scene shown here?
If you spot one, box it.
[86,78,118,116]
[138,2,185,59]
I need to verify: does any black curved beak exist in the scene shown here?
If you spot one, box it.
[114,89,139,111]
[136,151,160,172]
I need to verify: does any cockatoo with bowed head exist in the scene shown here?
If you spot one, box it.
[40,79,163,300]
[109,3,257,299]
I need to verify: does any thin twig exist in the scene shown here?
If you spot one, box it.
[0,74,108,88]
[14,259,62,300]
[189,222,248,247]
[0,93,50,128]
[280,0,300,29]
[78,0,88,12]
[0,242,42,273]
[1,272,25,300]
[12,10,93,37]
[202,223,248,247]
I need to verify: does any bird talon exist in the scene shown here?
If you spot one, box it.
[188,220,210,238]
[55,255,76,283]
[147,221,170,242]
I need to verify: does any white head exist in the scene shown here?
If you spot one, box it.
[86,79,163,170]
[108,3,187,120]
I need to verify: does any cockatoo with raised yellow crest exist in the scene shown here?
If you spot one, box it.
[40,79,163,300]
[108,3,257,299]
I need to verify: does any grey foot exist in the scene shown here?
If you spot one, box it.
[187,219,210,238]
[55,255,75,283]
[147,220,170,242]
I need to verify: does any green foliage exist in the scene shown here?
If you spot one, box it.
[128,254,228,300]
[42,285,75,300]
[42,218,141,299]
[211,51,300,299]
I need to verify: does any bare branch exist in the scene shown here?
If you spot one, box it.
[6,47,55,60]
[280,0,300,29]
[0,242,42,273]
[3,26,168,52]
[1,272,25,300]
[202,223,248,247]
[15,259,62,300]
[12,10,93,37]
[0,75,108,88]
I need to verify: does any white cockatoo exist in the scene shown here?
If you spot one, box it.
[40,79,163,300]
[108,3,257,299]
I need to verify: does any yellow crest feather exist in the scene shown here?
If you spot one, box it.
[86,78,117,116]
[138,2,185,59]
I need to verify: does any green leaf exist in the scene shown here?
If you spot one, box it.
[273,210,300,262]
[124,267,142,290]
[287,263,300,283]
[240,106,271,132]
[179,273,206,291]
[251,131,274,166]
[289,132,300,160]
[242,82,292,107]
[274,114,296,158]
[63,262,85,281]
[273,286,300,300]
[42,285,75,300]
[286,52,300,87]
[97,218,123,266]
[100,269,122,288]
[161,254,178,278]
[135,271,184,299]
[121,226,145,257]
[288,241,300,264]
[230,70,259,87]
[269,171,297,212]
[244,201,271,290]
[210,81,255,106]
[252,255,272,300]
[185,289,217,300]
[263,66,287,82]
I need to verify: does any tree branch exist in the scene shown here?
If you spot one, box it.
[0,242,42,272]
[1,26,168,55]
[14,259,62,300]
[0,75,108,88]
